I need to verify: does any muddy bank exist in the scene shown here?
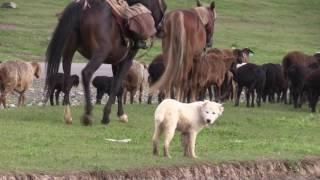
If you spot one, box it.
[1,157,320,179]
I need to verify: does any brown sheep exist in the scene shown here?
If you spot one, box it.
[0,61,41,108]
[191,51,235,102]
[282,51,320,80]
[205,48,247,101]
[282,51,320,103]
[123,60,148,104]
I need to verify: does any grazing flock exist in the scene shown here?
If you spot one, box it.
[0,0,319,158]
[1,50,319,112]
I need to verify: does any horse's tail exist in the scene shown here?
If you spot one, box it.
[44,2,82,99]
[150,11,186,95]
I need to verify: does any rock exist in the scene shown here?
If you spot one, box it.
[9,104,16,108]
[1,2,17,9]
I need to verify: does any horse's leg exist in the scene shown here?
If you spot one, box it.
[81,56,107,125]
[116,88,127,123]
[62,33,77,105]
[123,87,127,105]
[102,50,138,124]
[61,33,77,123]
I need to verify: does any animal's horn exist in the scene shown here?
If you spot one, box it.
[196,0,202,7]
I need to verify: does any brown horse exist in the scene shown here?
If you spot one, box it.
[45,0,166,125]
[151,0,217,101]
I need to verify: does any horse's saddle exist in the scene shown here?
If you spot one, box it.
[106,0,151,18]
[106,0,156,40]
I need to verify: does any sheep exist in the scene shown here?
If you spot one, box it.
[0,61,41,107]
[46,73,79,106]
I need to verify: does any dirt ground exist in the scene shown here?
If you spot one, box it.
[1,157,319,180]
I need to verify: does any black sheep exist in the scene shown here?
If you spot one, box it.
[261,63,288,103]
[287,64,317,108]
[234,63,266,107]
[47,73,79,106]
[147,54,166,104]
[92,76,123,105]
[305,69,320,112]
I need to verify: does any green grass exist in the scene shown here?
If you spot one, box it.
[0,0,319,63]
[0,103,319,172]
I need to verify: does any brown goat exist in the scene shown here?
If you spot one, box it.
[191,52,227,101]
[123,60,148,104]
[0,61,41,107]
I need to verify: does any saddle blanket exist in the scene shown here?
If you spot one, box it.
[105,0,151,18]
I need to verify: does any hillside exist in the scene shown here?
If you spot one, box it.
[0,0,319,64]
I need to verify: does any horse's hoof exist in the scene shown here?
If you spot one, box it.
[101,119,110,125]
[81,114,93,126]
[119,114,128,123]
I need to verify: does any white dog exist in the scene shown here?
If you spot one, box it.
[152,99,224,158]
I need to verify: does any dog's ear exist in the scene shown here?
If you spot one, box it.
[202,100,209,107]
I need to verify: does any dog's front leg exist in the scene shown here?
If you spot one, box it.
[189,131,198,158]
[163,128,175,158]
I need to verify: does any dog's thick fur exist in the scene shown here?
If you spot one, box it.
[152,99,224,158]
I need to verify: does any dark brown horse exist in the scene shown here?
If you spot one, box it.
[45,0,166,125]
[151,0,217,101]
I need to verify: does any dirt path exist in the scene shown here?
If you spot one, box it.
[38,62,113,80]
[1,157,319,179]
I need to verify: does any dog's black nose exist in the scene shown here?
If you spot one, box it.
[206,119,211,123]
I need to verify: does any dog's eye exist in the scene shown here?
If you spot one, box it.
[206,111,209,114]
[212,112,216,115]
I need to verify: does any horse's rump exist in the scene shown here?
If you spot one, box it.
[151,10,207,97]
[150,2,217,101]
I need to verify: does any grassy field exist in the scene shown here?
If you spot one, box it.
[0,0,319,64]
[0,103,319,172]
